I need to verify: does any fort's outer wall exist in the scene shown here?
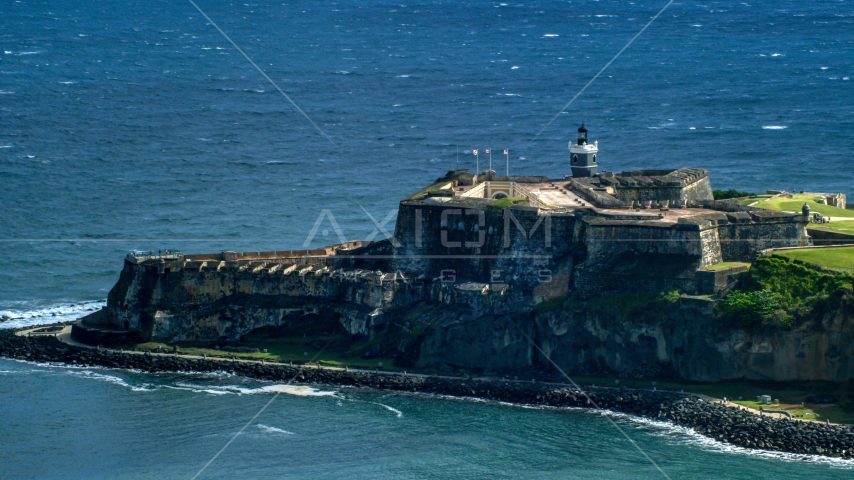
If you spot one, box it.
[717,216,811,261]
[416,297,854,382]
[612,176,714,204]
[392,201,577,288]
[104,260,426,342]
[580,213,809,271]
[581,219,717,266]
[102,258,535,343]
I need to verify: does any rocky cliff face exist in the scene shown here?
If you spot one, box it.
[413,296,854,382]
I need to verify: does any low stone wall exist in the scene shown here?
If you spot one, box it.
[696,266,749,295]
[807,228,854,245]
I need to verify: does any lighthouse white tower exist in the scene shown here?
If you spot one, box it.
[569,124,598,177]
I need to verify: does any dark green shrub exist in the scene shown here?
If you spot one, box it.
[713,189,755,200]
[723,256,854,329]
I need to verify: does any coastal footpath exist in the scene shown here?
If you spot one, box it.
[3,328,853,459]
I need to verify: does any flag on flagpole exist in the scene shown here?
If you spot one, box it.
[473,149,478,156]
[485,148,490,155]
[504,149,508,155]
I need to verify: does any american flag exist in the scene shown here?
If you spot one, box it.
[485,148,491,154]
[473,149,478,155]
[504,149,508,155]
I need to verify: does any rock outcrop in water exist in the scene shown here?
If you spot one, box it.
[3,328,853,459]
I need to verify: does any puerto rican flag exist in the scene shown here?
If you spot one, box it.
[484,148,491,154]
[473,149,478,155]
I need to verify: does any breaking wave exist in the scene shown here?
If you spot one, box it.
[256,424,295,435]
[0,300,106,329]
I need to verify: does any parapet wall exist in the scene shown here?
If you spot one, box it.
[609,169,713,204]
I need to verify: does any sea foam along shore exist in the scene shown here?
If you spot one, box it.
[2,327,853,459]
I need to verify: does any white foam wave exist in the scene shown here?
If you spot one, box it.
[762,125,788,130]
[373,402,403,418]
[0,300,106,329]
[256,424,295,435]
[168,382,336,397]
[542,34,559,37]
[67,370,154,392]
[601,410,854,468]
[404,391,854,466]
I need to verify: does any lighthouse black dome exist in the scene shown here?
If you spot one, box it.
[578,124,588,133]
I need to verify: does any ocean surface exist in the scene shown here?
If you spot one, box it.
[1,0,853,477]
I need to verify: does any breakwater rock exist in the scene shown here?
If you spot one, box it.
[2,329,853,459]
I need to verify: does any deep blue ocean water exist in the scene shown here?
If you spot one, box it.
[2,0,853,477]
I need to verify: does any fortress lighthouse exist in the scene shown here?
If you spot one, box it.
[569,124,598,177]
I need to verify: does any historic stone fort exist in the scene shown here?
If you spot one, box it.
[73,126,819,380]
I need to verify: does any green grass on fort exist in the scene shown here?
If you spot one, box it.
[134,338,399,370]
[699,261,751,272]
[751,194,854,218]
[808,221,854,236]
[488,196,527,209]
[735,194,773,206]
[774,247,854,272]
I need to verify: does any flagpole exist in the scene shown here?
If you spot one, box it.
[489,148,492,172]
[505,149,509,176]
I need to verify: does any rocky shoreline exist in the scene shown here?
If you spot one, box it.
[2,328,853,459]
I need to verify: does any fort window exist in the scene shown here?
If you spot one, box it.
[593,155,597,163]
[572,154,578,164]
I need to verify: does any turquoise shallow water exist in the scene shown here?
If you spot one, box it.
[2,358,854,479]
[2,0,853,477]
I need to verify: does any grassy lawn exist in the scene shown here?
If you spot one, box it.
[807,221,854,235]
[700,261,750,272]
[488,196,527,209]
[774,247,854,272]
[571,375,854,424]
[134,334,400,370]
[751,194,854,218]
[736,195,772,206]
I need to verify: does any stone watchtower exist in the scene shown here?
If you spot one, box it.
[569,124,598,177]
